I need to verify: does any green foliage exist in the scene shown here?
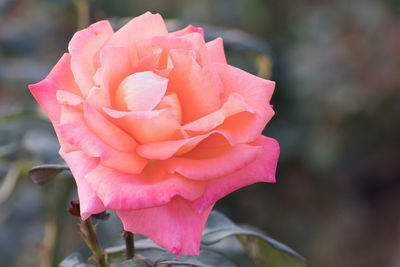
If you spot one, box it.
[62,211,305,267]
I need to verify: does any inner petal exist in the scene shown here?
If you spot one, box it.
[155,93,182,123]
[115,71,168,112]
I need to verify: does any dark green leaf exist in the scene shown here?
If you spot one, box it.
[58,253,94,267]
[29,164,69,185]
[105,238,164,260]
[202,211,307,267]
[156,249,235,267]
[116,257,152,267]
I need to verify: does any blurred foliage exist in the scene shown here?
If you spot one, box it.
[60,211,305,266]
[1,0,400,266]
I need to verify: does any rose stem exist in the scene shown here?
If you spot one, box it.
[81,219,108,267]
[122,231,135,259]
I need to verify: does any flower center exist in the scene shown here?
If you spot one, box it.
[115,71,168,112]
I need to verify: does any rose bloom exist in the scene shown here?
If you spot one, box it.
[29,12,279,256]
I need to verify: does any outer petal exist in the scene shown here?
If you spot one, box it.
[117,197,213,256]
[206,37,227,64]
[29,53,80,152]
[58,120,147,175]
[84,163,205,210]
[168,49,222,123]
[192,135,279,213]
[215,63,275,144]
[162,143,263,180]
[29,53,78,124]
[59,149,105,220]
[68,20,114,97]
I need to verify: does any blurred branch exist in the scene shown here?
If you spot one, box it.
[39,177,74,267]
[73,0,90,30]
[0,163,19,224]
[0,163,19,205]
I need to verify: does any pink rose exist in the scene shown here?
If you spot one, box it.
[29,12,279,256]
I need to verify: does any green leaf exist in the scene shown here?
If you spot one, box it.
[155,249,235,267]
[105,238,164,260]
[202,211,307,267]
[116,257,152,267]
[28,164,69,185]
[58,253,94,267]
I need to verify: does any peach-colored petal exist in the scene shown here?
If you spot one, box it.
[86,86,110,110]
[94,46,133,109]
[107,12,168,65]
[59,105,82,125]
[59,149,105,220]
[170,25,204,37]
[115,71,168,112]
[136,130,232,160]
[192,136,279,213]
[117,197,213,256]
[151,34,205,68]
[206,37,227,64]
[182,92,254,132]
[58,120,147,174]
[180,33,210,66]
[83,103,138,152]
[163,144,262,180]
[155,93,182,123]
[215,63,275,144]
[68,21,114,97]
[56,90,83,108]
[168,49,222,123]
[103,107,182,144]
[84,163,205,210]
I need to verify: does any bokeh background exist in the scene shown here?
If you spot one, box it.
[1,0,400,266]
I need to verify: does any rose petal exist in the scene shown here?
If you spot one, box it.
[58,119,147,174]
[29,54,81,152]
[192,136,279,213]
[136,130,233,160]
[68,21,114,97]
[155,93,182,123]
[206,37,227,64]
[182,92,254,133]
[89,46,133,109]
[180,33,210,66]
[59,149,105,220]
[168,49,222,123]
[29,53,79,124]
[163,143,263,180]
[56,90,83,108]
[115,71,168,112]
[151,34,207,68]
[170,25,204,37]
[107,12,168,65]
[117,197,213,256]
[103,107,183,144]
[215,63,275,144]
[83,102,138,152]
[84,163,205,210]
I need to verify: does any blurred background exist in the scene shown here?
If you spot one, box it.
[1,0,399,266]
